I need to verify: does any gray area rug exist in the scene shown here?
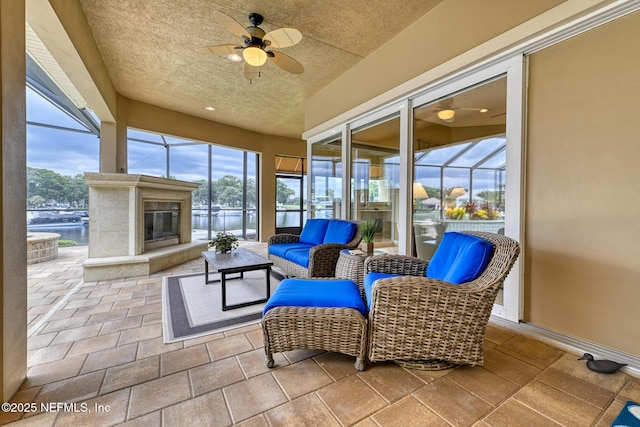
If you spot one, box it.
[162,270,281,343]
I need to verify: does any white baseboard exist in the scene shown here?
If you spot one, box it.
[490,317,640,377]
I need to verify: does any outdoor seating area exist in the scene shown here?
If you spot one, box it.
[261,231,520,372]
[14,242,639,426]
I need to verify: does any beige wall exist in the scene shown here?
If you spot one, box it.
[526,11,640,357]
[1,0,28,401]
[305,0,564,130]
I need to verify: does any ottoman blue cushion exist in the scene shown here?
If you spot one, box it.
[426,232,494,284]
[299,219,329,245]
[364,272,401,308]
[268,242,313,258]
[263,278,367,317]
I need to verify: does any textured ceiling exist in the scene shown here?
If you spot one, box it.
[78,0,444,139]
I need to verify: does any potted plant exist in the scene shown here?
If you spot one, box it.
[208,231,239,253]
[360,219,378,255]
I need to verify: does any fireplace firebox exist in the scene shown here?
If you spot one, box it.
[144,201,180,250]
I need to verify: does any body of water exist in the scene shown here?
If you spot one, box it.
[28,211,304,246]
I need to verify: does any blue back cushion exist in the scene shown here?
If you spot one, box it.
[299,219,329,245]
[268,243,313,258]
[263,278,367,317]
[323,220,357,244]
[426,232,494,284]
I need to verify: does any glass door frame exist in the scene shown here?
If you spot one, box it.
[307,55,525,322]
[410,56,524,321]
[275,172,305,235]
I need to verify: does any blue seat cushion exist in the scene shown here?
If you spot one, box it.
[363,272,401,308]
[426,232,494,284]
[268,242,313,258]
[263,278,367,317]
[299,219,329,245]
[323,220,357,244]
[284,248,311,268]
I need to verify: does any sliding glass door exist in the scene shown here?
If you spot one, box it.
[412,76,507,302]
[310,137,343,219]
[350,116,400,252]
[307,55,525,321]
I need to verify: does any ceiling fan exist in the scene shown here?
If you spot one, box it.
[197,11,304,81]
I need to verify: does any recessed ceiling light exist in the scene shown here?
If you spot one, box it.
[205,106,215,111]
[227,53,243,63]
[480,108,489,113]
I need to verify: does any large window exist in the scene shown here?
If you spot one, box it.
[127,129,259,241]
[26,85,99,246]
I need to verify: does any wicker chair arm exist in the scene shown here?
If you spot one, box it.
[307,243,352,277]
[267,233,300,245]
[368,275,502,329]
[364,254,429,276]
[370,275,495,296]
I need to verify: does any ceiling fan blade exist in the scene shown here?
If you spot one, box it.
[268,51,304,74]
[263,28,302,48]
[214,11,250,39]
[244,62,261,80]
[196,44,240,55]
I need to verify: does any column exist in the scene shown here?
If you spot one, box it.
[1,0,28,401]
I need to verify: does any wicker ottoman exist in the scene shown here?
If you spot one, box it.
[261,278,368,371]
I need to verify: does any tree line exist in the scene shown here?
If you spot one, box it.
[27,167,261,210]
[27,167,88,209]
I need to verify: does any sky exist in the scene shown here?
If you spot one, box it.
[27,86,505,198]
[27,87,252,181]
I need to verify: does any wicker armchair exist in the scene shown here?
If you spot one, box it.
[364,231,520,370]
[268,221,362,278]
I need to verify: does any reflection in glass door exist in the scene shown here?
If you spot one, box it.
[350,117,400,252]
[412,76,507,303]
[310,137,342,219]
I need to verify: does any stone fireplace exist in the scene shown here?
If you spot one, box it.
[83,173,207,281]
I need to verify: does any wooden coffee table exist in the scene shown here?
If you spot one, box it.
[202,248,274,311]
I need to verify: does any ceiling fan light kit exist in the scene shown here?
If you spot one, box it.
[437,109,456,122]
[243,46,267,66]
[198,11,304,80]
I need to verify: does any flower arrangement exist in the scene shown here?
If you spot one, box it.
[445,206,466,219]
[477,202,501,219]
[359,219,378,243]
[446,202,501,220]
[208,231,239,253]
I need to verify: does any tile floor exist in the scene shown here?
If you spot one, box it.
[2,241,639,426]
